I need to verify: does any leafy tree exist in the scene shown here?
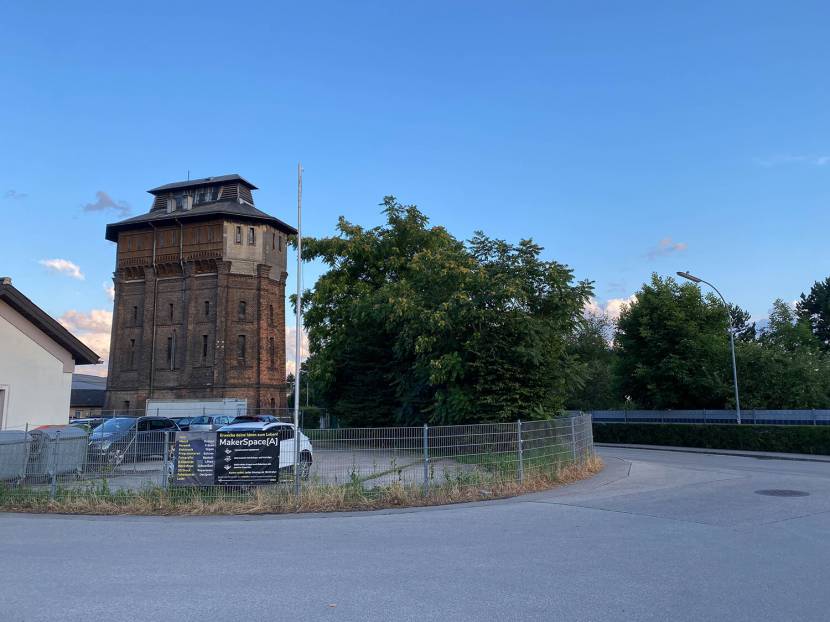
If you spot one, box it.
[299,197,591,426]
[797,277,830,348]
[614,274,733,409]
[737,300,830,409]
[566,312,617,410]
[729,304,756,342]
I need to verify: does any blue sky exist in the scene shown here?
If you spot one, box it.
[1,1,828,372]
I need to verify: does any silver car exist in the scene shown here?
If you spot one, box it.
[187,414,235,432]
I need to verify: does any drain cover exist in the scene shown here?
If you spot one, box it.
[754,489,810,497]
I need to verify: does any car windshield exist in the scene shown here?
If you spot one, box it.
[231,416,259,423]
[96,418,136,434]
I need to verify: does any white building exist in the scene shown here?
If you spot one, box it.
[0,277,100,429]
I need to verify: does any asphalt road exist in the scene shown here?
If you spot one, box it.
[2,446,830,622]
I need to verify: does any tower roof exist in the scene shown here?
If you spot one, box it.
[148,174,257,195]
[105,174,297,242]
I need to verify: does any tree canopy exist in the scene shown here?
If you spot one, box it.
[300,197,592,426]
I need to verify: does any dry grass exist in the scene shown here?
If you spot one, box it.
[0,455,603,516]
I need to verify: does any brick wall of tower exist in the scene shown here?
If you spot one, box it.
[104,222,289,413]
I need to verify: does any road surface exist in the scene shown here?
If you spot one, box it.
[2,446,829,621]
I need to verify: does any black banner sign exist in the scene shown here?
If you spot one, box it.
[173,432,217,486]
[215,430,280,485]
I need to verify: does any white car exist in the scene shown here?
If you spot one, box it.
[217,419,314,479]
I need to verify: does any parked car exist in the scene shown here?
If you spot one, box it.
[88,416,179,466]
[170,416,193,431]
[187,414,235,431]
[70,418,105,431]
[230,414,280,424]
[217,420,313,479]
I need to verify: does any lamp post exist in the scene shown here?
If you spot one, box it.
[677,271,741,424]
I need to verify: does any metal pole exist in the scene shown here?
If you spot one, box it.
[728,328,741,424]
[19,422,29,485]
[161,431,170,488]
[570,416,577,462]
[49,430,60,499]
[422,424,429,495]
[677,273,741,425]
[293,162,303,497]
[516,420,524,484]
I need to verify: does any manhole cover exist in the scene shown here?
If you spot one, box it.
[754,489,810,497]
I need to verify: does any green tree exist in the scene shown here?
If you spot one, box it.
[300,197,592,426]
[797,277,830,348]
[614,274,733,409]
[737,300,830,409]
[566,312,617,410]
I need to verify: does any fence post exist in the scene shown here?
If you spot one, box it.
[570,416,577,462]
[813,409,817,426]
[49,430,60,499]
[19,423,30,485]
[422,424,429,496]
[161,431,170,488]
[516,420,524,484]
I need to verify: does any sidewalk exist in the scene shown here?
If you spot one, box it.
[595,443,830,463]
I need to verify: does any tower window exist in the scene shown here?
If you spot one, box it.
[202,334,209,361]
[248,227,255,245]
[269,337,275,368]
[129,339,135,367]
[208,227,214,242]
[211,188,219,201]
[238,300,247,320]
[269,304,274,324]
[270,398,276,410]
[235,226,242,244]
[166,335,175,369]
[197,191,205,203]
[175,196,183,210]
[237,335,246,360]
[272,233,276,250]
[204,300,210,317]
[278,235,282,251]
[132,306,138,323]
[168,303,174,321]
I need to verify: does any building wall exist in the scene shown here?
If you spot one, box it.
[0,300,74,429]
[105,220,289,412]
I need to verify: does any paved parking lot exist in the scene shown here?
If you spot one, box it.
[3,446,830,621]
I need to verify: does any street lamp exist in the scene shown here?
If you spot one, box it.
[677,271,741,424]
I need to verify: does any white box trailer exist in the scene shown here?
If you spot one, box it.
[144,398,248,419]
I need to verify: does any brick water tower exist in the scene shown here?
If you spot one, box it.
[103,174,297,412]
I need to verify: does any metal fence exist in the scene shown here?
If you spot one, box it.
[585,409,830,426]
[0,414,594,505]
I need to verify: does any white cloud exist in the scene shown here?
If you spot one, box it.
[285,325,309,378]
[646,237,687,260]
[103,282,115,301]
[82,190,130,216]
[39,258,85,280]
[584,295,637,322]
[58,309,112,376]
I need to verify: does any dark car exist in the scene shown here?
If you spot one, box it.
[170,416,193,431]
[88,416,179,467]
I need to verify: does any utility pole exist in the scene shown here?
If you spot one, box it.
[293,163,303,495]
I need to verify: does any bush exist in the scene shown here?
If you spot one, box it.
[593,423,830,455]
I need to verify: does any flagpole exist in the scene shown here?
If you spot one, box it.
[293,162,303,496]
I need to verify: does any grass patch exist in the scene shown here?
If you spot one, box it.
[0,455,602,515]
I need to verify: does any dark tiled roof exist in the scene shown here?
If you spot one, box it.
[105,200,297,241]
[72,373,107,390]
[0,279,100,365]
[148,174,257,194]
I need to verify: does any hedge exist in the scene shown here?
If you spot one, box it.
[593,423,830,455]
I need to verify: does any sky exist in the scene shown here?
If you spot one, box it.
[1,1,828,375]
